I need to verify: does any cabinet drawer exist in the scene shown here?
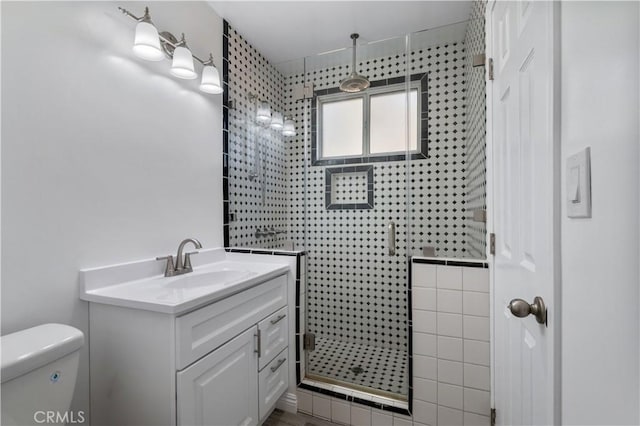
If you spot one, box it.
[258,347,289,421]
[176,274,287,370]
[257,306,288,370]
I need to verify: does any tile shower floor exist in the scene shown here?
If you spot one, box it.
[307,337,408,397]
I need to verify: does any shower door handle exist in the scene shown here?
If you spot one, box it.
[388,221,396,256]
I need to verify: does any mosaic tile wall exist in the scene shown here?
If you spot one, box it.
[226,25,289,249]
[284,41,469,353]
[464,0,488,259]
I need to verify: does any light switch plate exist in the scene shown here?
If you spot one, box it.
[566,147,591,218]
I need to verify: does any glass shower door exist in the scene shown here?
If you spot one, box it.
[298,34,412,400]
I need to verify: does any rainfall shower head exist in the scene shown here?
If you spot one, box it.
[340,33,370,93]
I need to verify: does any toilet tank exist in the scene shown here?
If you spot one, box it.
[1,324,84,426]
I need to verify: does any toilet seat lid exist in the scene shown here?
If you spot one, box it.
[1,323,84,383]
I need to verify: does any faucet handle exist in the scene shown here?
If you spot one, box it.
[156,255,175,277]
[184,251,199,270]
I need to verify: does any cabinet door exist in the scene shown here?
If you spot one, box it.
[177,327,258,426]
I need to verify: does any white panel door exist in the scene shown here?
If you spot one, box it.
[488,1,558,425]
[177,327,259,426]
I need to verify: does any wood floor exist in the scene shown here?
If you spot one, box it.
[263,409,340,426]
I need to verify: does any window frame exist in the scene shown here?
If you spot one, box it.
[311,73,428,166]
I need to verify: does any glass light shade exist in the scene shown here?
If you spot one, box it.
[256,101,272,124]
[282,117,296,136]
[133,21,164,61]
[199,65,223,94]
[270,112,284,130]
[170,46,197,79]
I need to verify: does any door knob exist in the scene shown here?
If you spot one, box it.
[508,296,547,325]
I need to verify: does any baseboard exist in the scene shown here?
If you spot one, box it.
[276,392,297,413]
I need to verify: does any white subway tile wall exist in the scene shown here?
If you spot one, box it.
[298,389,313,415]
[371,410,393,426]
[413,378,438,404]
[437,289,463,314]
[438,383,463,410]
[437,337,463,362]
[412,261,491,424]
[438,406,464,426]
[436,313,464,338]
[332,398,352,425]
[312,394,332,420]
[414,333,437,358]
[436,267,463,291]
[437,359,464,386]
[463,388,491,416]
[351,405,372,426]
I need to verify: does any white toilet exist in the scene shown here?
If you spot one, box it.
[1,324,84,426]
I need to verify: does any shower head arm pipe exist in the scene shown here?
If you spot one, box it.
[351,34,357,72]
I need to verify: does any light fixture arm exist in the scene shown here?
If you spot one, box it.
[203,53,216,67]
[176,33,187,48]
[118,6,151,24]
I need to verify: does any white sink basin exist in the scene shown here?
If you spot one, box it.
[79,250,291,314]
[164,268,257,289]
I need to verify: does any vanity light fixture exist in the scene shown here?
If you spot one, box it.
[170,34,197,80]
[270,112,284,130]
[248,93,294,135]
[199,54,224,94]
[132,8,164,61]
[118,6,223,95]
[282,116,297,137]
[256,100,272,125]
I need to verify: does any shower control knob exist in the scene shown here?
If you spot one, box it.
[508,296,547,325]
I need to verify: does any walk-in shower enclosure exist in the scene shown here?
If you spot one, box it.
[224,17,486,402]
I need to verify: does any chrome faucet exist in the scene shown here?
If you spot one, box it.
[156,238,203,277]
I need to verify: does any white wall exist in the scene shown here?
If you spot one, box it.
[1,1,223,418]
[560,2,639,424]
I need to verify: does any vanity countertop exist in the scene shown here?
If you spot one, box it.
[80,249,289,314]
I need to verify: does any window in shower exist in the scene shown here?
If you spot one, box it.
[320,97,364,158]
[312,75,428,166]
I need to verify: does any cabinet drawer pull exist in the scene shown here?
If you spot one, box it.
[254,329,261,356]
[270,358,286,373]
[270,314,286,325]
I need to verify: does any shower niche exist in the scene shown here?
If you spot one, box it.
[224,14,486,408]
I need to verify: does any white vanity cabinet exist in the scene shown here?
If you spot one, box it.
[88,272,289,426]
